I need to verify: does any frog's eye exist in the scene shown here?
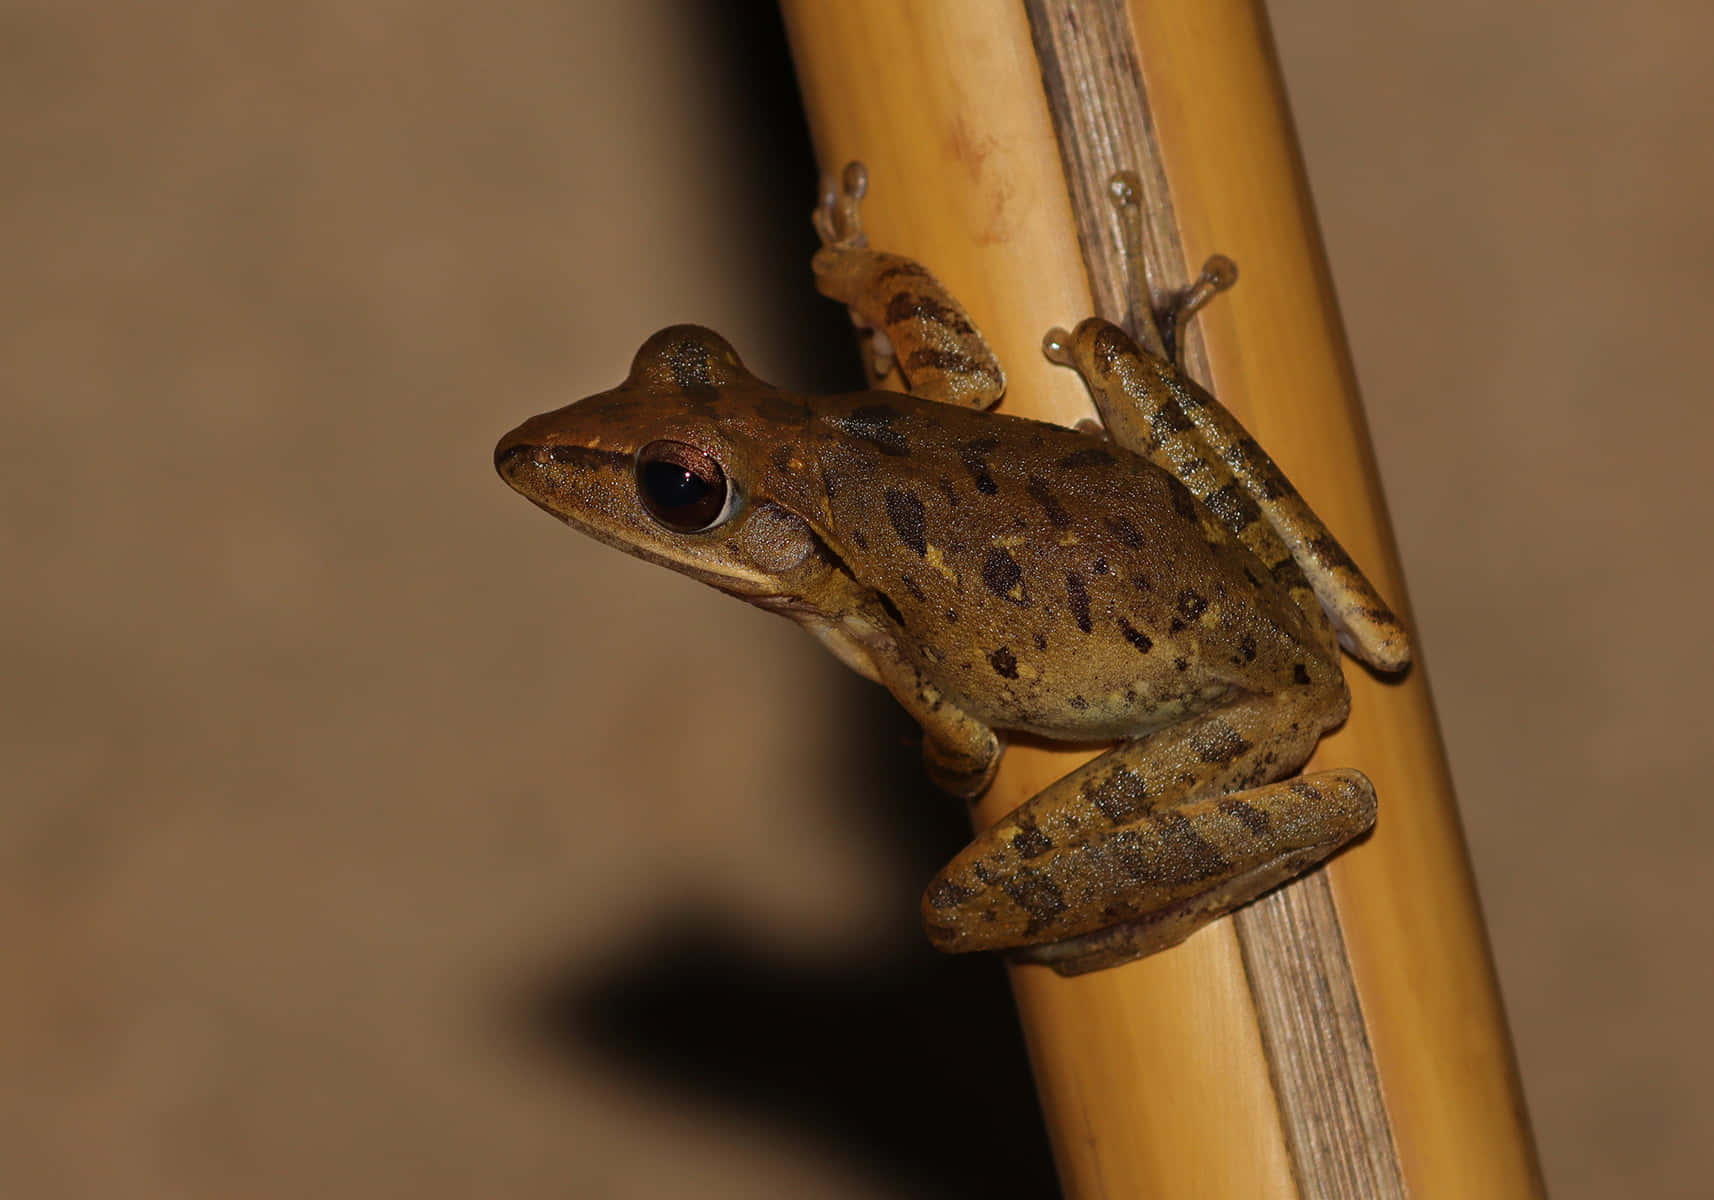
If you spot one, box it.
[636,440,737,532]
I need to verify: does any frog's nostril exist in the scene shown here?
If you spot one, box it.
[493,440,537,475]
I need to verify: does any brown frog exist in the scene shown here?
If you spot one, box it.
[494,163,1410,974]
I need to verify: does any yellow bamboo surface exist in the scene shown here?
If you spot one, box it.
[782,2,1542,1196]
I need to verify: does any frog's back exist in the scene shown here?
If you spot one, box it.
[806,390,1336,740]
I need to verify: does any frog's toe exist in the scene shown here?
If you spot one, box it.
[812,160,870,248]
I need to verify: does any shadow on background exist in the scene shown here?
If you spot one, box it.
[532,924,1057,1199]
[521,695,1059,1199]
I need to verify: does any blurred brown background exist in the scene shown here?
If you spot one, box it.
[4,2,1710,1196]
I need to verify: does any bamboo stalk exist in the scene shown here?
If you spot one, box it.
[780,2,1543,1196]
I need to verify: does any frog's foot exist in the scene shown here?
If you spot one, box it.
[1162,254,1238,368]
[809,161,892,380]
[813,160,869,249]
[1105,169,1239,366]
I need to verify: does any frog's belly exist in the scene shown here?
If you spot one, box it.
[932,652,1241,744]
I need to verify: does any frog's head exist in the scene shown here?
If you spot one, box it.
[494,325,829,602]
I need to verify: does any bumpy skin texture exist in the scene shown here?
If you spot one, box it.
[494,165,1410,974]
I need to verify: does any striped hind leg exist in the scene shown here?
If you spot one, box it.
[1044,314,1409,673]
[921,688,1376,975]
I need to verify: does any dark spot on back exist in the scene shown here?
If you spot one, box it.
[1116,618,1152,653]
[1026,476,1072,528]
[771,445,797,473]
[1057,446,1116,469]
[959,436,1000,495]
[1093,557,1110,575]
[989,647,1019,679]
[982,547,1025,602]
[901,573,925,602]
[884,489,927,555]
[1065,573,1092,633]
[1292,663,1311,686]
[1106,516,1145,548]
[1177,589,1209,622]
[1238,634,1257,663]
[1032,632,1048,650]
[851,529,868,550]
[834,403,911,456]
[1068,695,1088,710]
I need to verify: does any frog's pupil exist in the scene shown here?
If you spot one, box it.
[643,460,705,508]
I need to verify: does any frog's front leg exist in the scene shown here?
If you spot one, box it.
[921,685,1374,976]
[811,161,1006,410]
[870,640,1003,798]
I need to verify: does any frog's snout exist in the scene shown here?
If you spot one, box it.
[493,436,536,478]
[493,411,544,477]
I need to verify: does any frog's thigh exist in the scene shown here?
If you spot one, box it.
[921,699,1373,969]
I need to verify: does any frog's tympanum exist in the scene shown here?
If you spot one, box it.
[495,164,1410,974]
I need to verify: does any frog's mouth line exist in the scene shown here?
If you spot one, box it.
[532,496,788,603]
[747,592,818,617]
